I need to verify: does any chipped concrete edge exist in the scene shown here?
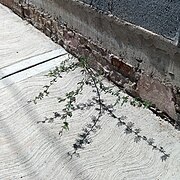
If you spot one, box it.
[1,0,180,125]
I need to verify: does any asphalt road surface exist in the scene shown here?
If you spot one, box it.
[82,0,180,40]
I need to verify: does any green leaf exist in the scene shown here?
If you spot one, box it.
[58,97,66,103]
[62,122,69,130]
[67,111,72,117]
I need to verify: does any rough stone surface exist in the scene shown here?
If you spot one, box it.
[137,74,177,120]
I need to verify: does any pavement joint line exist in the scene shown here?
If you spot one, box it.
[0,49,68,80]
[0,53,67,80]
[0,53,70,89]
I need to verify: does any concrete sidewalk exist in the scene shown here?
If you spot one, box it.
[0,4,60,69]
[0,4,180,180]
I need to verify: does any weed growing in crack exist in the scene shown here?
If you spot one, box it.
[29,55,170,161]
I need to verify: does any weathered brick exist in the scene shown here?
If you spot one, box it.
[79,34,88,45]
[110,55,135,81]
[51,20,58,33]
[44,28,51,37]
[29,7,35,19]
[137,74,177,120]
[45,20,52,31]
[88,41,107,57]
[13,3,23,16]
[77,45,91,58]
[67,30,74,38]
[23,6,30,18]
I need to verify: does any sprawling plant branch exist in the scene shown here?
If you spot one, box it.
[29,56,170,161]
[99,101,170,162]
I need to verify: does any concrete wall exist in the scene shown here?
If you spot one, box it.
[1,0,180,124]
[82,0,180,40]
